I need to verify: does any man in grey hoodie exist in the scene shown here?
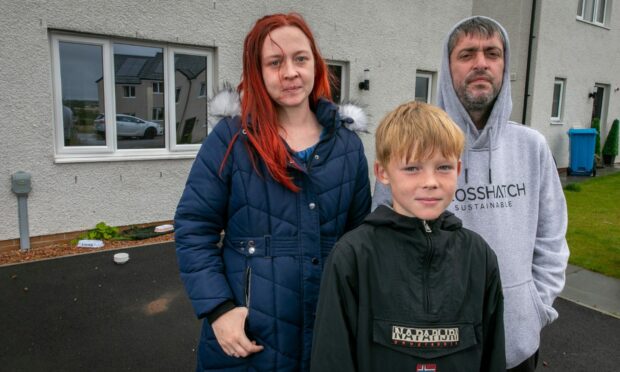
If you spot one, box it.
[373,16,569,371]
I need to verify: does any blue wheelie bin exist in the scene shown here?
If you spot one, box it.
[567,128,597,176]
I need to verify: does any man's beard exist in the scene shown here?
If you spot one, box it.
[456,73,501,112]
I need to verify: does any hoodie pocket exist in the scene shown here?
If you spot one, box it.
[527,280,550,328]
[372,318,477,359]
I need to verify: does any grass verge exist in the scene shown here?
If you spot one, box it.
[564,172,620,279]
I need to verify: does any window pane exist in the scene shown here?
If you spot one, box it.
[551,82,562,118]
[584,0,595,21]
[415,76,430,102]
[596,0,606,23]
[577,0,584,17]
[153,81,163,94]
[328,65,343,103]
[174,53,208,144]
[114,44,165,149]
[152,107,164,121]
[59,41,106,147]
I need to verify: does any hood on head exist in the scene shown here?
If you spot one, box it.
[207,84,369,133]
[437,16,513,151]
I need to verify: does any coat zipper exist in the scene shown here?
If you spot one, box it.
[423,220,433,313]
[244,266,252,307]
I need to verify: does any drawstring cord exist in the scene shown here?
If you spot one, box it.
[464,124,470,184]
[488,127,493,184]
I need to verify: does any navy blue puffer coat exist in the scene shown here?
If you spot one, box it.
[175,98,371,371]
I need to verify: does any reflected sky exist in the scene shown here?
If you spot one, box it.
[59,43,160,101]
[59,42,102,101]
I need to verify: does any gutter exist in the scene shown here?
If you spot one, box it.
[522,0,537,125]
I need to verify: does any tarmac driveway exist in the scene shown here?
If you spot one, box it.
[0,243,197,371]
[1,242,618,371]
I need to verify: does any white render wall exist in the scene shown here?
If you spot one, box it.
[528,0,620,167]
[0,0,472,240]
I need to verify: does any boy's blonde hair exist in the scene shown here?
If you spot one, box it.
[375,101,465,166]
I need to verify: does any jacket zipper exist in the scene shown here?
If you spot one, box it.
[423,220,433,313]
[244,266,252,307]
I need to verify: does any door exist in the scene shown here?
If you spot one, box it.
[591,84,609,138]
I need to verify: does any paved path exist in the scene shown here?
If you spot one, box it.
[561,264,620,318]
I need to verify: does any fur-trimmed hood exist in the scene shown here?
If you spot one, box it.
[208,86,369,133]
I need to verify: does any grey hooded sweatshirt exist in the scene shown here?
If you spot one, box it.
[372,16,569,368]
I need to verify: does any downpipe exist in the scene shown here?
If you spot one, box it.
[11,171,32,251]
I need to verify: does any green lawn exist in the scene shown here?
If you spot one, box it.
[564,172,620,279]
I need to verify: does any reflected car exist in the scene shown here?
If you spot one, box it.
[94,114,163,139]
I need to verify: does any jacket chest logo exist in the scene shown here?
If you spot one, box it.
[416,364,437,372]
[391,326,459,348]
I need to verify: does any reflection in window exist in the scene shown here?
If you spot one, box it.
[596,0,606,23]
[58,41,105,147]
[175,87,181,103]
[114,44,165,149]
[415,71,433,103]
[53,33,213,158]
[153,81,164,94]
[174,53,208,145]
[153,107,164,121]
[327,62,348,103]
[551,78,565,121]
[328,64,343,103]
[123,86,136,98]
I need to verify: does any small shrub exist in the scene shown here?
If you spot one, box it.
[71,222,127,245]
[564,183,582,192]
[602,119,619,157]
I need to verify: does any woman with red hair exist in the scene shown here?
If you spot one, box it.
[175,12,371,371]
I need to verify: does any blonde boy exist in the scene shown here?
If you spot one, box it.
[311,101,505,372]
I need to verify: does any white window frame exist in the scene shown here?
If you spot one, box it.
[415,71,434,103]
[51,35,115,156]
[167,47,214,152]
[577,0,608,26]
[326,60,349,103]
[551,78,565,123]
[51,33,214,162]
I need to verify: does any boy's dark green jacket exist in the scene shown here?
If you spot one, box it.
[311,205,505,371]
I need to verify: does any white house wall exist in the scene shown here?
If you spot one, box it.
[0,0,472,241]
[529,0,620,167]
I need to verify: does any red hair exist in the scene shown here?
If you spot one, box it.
[224,13,332,192]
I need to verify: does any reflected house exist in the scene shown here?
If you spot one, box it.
[96,52,207,144]
[173,54,208,145]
